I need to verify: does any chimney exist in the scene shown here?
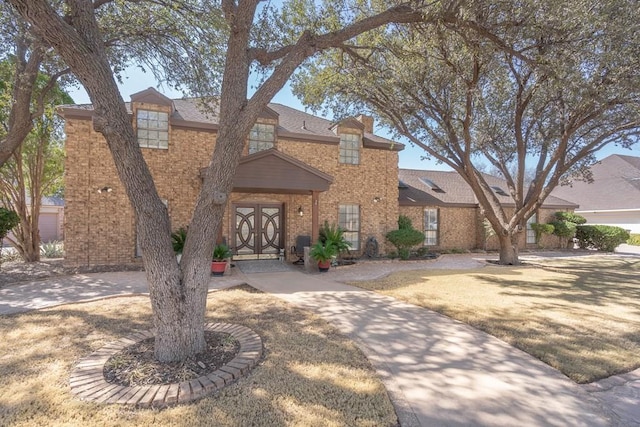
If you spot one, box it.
[357,114,374,134]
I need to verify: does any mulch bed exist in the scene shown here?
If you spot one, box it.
[103,331,239,386]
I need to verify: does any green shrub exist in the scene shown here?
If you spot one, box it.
[212,244,232,261]
[628,234,640,246]
[309,241,337,262]
[531,223,555,243]
[0,248,21,263]
[550,220,577,238]
[318,221,350,254]
[398,215,413,230]
[397,247,409,260]
[386,228,425,260]
[171,228,188,254]
[554,211,587,225]
[0,207,19,239]
[576,225,630,252]
[41,241,64,258]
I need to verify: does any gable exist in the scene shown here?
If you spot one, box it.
[130,88,175,111]
[200,149,333,194]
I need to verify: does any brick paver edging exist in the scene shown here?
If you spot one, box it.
[69,323,263,407]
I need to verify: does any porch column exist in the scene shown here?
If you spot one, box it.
[311,190,320,241]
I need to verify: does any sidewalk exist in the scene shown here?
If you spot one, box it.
[0,270,244,315]
[242,270,619,427]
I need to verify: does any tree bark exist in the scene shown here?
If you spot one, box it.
[6,0,427,362]
[497,232,519,265]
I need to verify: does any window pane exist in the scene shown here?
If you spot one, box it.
[526,213,537,244]
[339,204,360,250]
[424,208,438,246]
[137,109,169,149]
[248,123,275,154]
[339,133,360,165]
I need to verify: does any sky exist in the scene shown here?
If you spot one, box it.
[67,66,640,171]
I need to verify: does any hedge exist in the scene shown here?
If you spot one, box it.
[576,225,630,252]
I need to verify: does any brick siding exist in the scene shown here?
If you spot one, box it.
[63,107,398,267]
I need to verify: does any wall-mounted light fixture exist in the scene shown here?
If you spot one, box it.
[298,206,304,217]
[97,186,113,194]
[373,196,382,203]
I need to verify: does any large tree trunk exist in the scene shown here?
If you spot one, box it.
[497,232,520,265]
[7,0,425,363]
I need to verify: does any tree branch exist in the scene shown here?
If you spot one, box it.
[250,3,424,66]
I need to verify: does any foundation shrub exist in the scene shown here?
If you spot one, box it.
[576,225,630,252]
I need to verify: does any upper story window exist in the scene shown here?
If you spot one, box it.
[137,110,169,149]
[339,133,360,165]
[249,123,275,154]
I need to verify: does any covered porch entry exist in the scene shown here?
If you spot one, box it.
[227,149,333,260]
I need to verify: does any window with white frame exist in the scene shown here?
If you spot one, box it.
[526,213,537,244]
[424,208,438,246]
[248,123,275,154]
[339,133,360,164]
[137,110,169,149]
[339,204,360,250]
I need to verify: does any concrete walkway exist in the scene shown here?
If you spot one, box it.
[1,254,639,426]
[243,271,626,427]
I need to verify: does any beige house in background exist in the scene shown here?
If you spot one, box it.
[398,169,578,251]
[59,88,401,267]
[552,154,640,233]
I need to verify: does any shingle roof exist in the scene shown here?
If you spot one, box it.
[552,154,640,211]
[59,94,402,151]
[399,169,577,208]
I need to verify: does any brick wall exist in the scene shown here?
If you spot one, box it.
[63,109,398,267]
[399,205,479,251]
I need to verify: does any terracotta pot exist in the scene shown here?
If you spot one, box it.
[318,260,331,272]
[211,261,227,276]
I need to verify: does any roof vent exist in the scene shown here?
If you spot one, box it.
[419,177,446,193]
[491,186,509,196]
[301,120,307,130]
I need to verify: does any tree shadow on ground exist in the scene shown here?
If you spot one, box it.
[0,288,397,427]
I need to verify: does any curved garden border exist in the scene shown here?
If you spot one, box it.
[69,323,263,407]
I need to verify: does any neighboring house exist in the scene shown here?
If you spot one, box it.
[398,169,578,251]
[552,154,640,233]
[58,88,401,267]
[3,197,65,246]
[38,197,65,242]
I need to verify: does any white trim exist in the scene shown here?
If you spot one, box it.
[576,208,640,213]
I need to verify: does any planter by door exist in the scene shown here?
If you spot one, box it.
[318,260,331,272]
[211,261,227,276]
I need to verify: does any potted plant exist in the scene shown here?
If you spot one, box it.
[171,228,187,262]
[309,241,337,272]
[211,243,232,276]
[319,221,351,265]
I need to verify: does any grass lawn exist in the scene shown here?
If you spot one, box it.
[0,285,397,427]
[349,255,640,384]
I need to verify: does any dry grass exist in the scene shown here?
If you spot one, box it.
[0,285,397,427]
[350,255,640,384]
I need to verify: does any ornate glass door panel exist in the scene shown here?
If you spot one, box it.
[235,207,256,255]
[260,207,281,255]
[233,204,282,259]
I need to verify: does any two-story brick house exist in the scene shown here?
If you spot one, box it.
[59,88,401,267]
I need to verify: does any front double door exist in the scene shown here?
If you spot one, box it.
[233,203,283,259]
